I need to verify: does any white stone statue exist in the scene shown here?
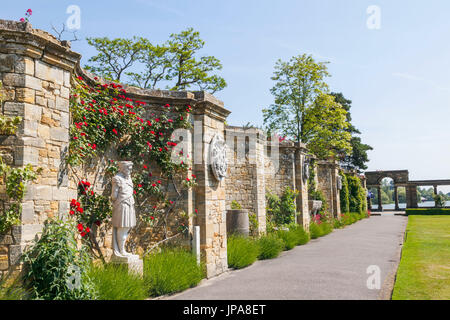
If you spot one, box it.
[111,161,137,258]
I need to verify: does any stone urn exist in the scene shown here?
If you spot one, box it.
[308,200,323,216]
[226,209,249,237]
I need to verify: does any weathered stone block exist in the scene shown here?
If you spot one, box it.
[21,201,35,224]
[15,56,34,75]
[15,87,35,103]
[55,96,69,112]
[35,60,64,85]
[0,54,15,72]
[2,73,42,90]
[50,127,69,142]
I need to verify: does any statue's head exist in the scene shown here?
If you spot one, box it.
[118,161,133,175]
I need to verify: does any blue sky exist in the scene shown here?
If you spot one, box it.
[3,0,450,191]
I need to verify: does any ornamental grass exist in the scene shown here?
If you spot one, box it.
[89,263,147,300]
[257,233,284,260]
[144,248,204,297]
[227,234,259,269]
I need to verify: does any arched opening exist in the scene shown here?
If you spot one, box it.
[369,177,406,211]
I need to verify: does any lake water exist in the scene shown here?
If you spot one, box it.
[371,200,450,210]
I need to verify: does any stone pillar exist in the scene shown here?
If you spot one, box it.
[0,21,79,275]
[377,186,383,211]
[406,184,418,208]
[316,160,341,218]
[394,186,399,211]
[192,92,230,278]
[294,144,310,230]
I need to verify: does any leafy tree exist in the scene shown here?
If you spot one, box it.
[331,92,373,171]
[126,40,171,89]
[85,28,226,93]
[166,28,226,93]
[85,37,144,81]
[263,54,330,144]
[302,93,352,159]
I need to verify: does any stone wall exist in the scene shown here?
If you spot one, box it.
[225,130,311,231]
[0,20,341,279]
[0,20,79,276]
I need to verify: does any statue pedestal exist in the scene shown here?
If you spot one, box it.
[111,254,143,276]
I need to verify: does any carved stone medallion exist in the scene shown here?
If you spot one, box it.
[209,134,228,181]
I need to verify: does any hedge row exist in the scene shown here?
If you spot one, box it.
[405,208,450,215]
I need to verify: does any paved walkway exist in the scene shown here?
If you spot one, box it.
[167,213,408,300]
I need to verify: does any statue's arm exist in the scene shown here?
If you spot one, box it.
[111,177,120,201]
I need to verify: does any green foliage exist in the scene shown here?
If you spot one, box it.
[144,248,204,297]
[309,222,323,239]
[0,105,40,234]
[263,53,329,143]
[320,222,333,236]
[346,174,366,214]
[0,276,28,300]
[302,93,352,159]
[85,28,226,93]
[331,92,373,172]
[227,234,259,269]
[266,187,298,228]
[433,193,446,208]
[230,200,242,210]
[248,212,259,237]
[85,37,144,81]
[68,77,195,256]
[257,234,284,260]
[88,263,147,300]
[290,225,310,245]
[339,172,350,213]
[21,218,95,300]
[276,229,298,250]
[405,208,450,216]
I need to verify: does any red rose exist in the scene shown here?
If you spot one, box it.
[76,207,83,213]
[69,210,75,215]
[77,224,83,231]
[112,129,118,135]
[85,227,90,233]
[80,232,86,237]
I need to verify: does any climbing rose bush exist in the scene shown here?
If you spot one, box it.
[67,76,196,257]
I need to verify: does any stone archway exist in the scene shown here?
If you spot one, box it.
[365,170,410,211]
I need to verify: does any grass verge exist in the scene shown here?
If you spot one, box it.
[392,216,450,300]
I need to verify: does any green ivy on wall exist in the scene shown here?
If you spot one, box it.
[339,172,350,214]
[0,81,40,234]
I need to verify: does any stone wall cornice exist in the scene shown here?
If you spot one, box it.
[0,20,81,71]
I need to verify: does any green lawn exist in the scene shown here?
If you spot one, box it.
[392,216,450,300]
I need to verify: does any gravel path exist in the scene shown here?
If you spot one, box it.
[166,213,408,300]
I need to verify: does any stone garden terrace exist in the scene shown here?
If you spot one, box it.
[0,20,349,278]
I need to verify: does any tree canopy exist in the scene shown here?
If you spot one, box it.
[263,54,352,160]
[331,92,373,171]
[85,28,226,93]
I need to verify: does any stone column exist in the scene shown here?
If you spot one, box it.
[0,21,79,275]
[316,160,341,218]
[294,144,310,230]
[377,186,383,211]
[394,186,399,211]
[406,184,418,208]
[192,92,230,278]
